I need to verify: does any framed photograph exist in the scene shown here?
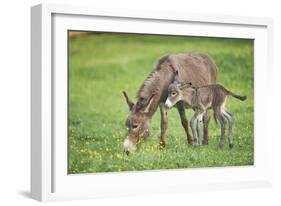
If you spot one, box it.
[31,3,274,201]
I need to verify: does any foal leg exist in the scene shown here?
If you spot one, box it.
[223,110,233,149]
[203,111,211,145]
[177,102,192,145]
[197,113,204,145]
[190,113,199,145]
[217,113,227,149]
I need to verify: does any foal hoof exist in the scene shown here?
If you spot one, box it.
[203,140,208,145]
[229,143,234,149]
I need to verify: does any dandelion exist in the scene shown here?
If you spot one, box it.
[116,154,122,159]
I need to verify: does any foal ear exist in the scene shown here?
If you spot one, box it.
[123,91,135,111]
[179,82,192,89]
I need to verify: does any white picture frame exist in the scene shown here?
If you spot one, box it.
[31,3,274,202]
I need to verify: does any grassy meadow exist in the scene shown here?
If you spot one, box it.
[68,32,254,174]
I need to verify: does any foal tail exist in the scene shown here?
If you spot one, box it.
[227,90,247,101]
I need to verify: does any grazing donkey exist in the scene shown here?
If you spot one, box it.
[165,71,246,148]
[123,52,217,153]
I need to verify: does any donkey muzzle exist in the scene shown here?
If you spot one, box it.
[123,137,134,154]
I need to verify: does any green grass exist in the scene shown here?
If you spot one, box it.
[68,32,254,174]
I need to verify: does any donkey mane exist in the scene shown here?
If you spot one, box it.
[136,55,170,99]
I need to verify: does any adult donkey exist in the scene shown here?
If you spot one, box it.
[123,52,217,153]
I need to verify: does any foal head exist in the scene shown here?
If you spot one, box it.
[165,71,192,108]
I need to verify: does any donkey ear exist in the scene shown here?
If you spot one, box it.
[143,94,155,114]
[173,70,179,82]
[179,82,192,89]
[123,91,135,111]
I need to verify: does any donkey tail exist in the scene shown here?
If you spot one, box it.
[227,90,247,101]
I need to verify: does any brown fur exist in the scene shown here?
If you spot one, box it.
[123,52,218,152]
[136,53,217,116]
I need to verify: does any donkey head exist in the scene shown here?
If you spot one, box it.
[165,71,192,108]
[122,91,155,154]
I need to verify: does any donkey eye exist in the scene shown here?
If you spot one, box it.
[132,124,139,129]
[172,92,177,96]
[139,97,146,104]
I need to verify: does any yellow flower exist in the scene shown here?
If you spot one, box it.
[116,154,122,159]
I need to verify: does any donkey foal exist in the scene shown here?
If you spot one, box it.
[165,80,246,148]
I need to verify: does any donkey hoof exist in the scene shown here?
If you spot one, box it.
[159,141,166,149]
[229,143,234,149]
[203,140,208,145]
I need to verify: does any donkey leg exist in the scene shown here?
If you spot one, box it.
[223,110,233,149]
[190,113,199,145]
[159,104,168,148]
[203,110,211,145]
[197,118,203,145]
[196,119,201,145]
[177,102,192,144]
